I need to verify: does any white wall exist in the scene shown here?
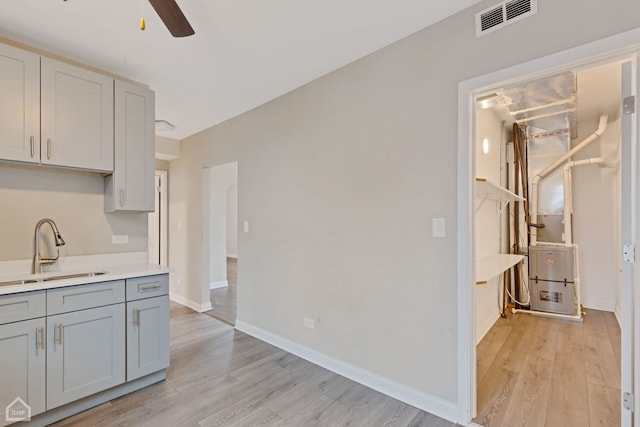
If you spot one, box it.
[0,165,147,264]
[475,108,504,343]
[169,0,640,410]
[205,162,237,288]
[572,63,622,312]
[227,183,238,258]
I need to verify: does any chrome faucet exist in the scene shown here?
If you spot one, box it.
[32,218,66,274]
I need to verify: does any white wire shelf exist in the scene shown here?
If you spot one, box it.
[476,254,524,285]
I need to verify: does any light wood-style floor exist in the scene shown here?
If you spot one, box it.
[52,301,455,427]
[205,258,237,326]
[474,308,621,427]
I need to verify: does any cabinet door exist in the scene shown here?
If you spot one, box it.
[0,318,46,425]
[46,304,125,410]
[0,43,39,163]
[126,296,169,381]
[41,57,113,172]
[105,80,155,212]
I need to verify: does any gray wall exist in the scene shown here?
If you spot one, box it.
[0,165,147,261]
[169,0,640,404]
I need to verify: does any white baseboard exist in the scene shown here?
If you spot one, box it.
[234,320,459,424]
[227,254,238,259]
[210,280,228,289]
[582,299,616,313]
[170,292,212,312]
[475,312,500,345]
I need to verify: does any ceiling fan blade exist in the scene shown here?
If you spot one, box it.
[148,0,195,37]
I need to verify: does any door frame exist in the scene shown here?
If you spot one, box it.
[457,28,640,425]
[148,170,168,266]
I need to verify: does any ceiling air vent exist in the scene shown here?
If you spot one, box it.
[476,0,537,37]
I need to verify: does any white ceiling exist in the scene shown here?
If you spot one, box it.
[0,0,483,140]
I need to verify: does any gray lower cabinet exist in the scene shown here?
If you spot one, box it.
[126,295,169,381]
[46,303,126,410]
[0,273,168,423]
[0,318,46,426]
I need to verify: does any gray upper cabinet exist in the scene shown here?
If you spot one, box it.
[0,318,46,426]
[46,304,125,410]
[0,43,40,164]
[41,57,114,172]
[105,80,155,212]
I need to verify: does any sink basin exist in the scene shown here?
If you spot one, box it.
[0,279,40,286]
[42,272,107,281]
[0,271,108,287]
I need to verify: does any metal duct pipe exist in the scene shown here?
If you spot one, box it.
[530,115,608,246]
[562,157,604,246]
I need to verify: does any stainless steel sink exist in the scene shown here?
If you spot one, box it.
[42,272,107,281]
[0,271,108,286]
[0,279,40,286]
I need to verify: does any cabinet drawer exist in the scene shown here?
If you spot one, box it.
[126,274,169,301]
[0,291,46,325]
[47,280,125,315]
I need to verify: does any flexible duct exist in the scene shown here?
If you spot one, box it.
[530,115,608,246]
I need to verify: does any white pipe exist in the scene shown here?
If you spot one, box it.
[562,158,604,246]
[530,115,608,246]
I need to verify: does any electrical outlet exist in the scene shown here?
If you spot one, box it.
[303,318,314,329]
[112,235,129,244]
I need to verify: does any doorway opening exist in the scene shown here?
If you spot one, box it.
[456,30,639,426]
[202,162,238,326]
[473,61,623,426]
[148,170,167,266]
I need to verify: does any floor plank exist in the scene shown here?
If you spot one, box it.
[205,258,237,325]
[50,301,455,427]
[475,308,621,427]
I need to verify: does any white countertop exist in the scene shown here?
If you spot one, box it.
[0,263,170,296]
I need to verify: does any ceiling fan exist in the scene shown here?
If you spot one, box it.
[63,0,195,37]
[147,0,195,37]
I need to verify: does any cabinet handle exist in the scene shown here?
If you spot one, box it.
[36,327,45,350]
[134,308,141,327]
[47,138,52,159]
[119,189,125,207]
[55,323,63,346]
[139,284,161,292]
[30,136,35,158]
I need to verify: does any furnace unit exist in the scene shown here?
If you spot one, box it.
[528,245,576,315]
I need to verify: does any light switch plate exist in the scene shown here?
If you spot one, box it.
[432,218,446,237]
[243,221,250,233]
[112,235,129,244]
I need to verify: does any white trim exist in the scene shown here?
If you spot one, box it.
[235,320,459,424]
[458,27,640,425]
[170,292,212,312]
[210,280,229,289]
[158,170,168,267]
[475,312,500,346]
[582,300,617,313]
[226,254,238,259]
